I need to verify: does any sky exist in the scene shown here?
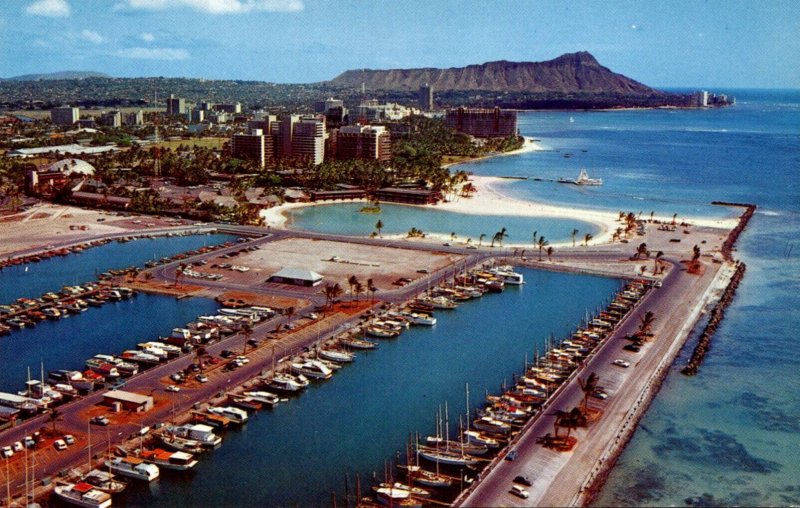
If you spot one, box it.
[1,0,798,88]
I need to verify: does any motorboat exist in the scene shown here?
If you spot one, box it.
[489,266,525,285]
[318,348,355,363]
[168,424,222,449]
[156,433,205,454]
[402,312,437,326]
[242,391,281,407]
[80,469,127,494]
[104,457,159,482]
[291,359,333,380]
[264,373,309,393]
[339,336,377,349]
[207,406,248,424]
[140,449,198,471]
[52,482,112,508]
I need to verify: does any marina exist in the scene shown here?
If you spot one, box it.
[0,90,793,507]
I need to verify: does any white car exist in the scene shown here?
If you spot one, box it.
[235,356,250,365]
[1,446,12,459]
[63,435,75,445]
[166,385,181,392]
[613,359,631,368]
[53,439,67,451]
[11,442,23,453]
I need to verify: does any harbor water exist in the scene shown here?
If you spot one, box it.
[0,233,234,303]
[116,268,620,507]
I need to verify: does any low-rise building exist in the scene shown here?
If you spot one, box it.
[103,390,153,412]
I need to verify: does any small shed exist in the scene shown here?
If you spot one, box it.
[103,390,154,413]
[268,267,323,287]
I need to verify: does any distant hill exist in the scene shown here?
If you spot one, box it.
[3,71,112,82]
[329,52,662,95]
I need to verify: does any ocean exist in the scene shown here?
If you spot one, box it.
[456,90,799,507]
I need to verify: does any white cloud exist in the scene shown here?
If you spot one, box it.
[26,0,71,17]
[140,32,155,42]
[117,47,190,60]
[81,29,104,44]
[123,0,303,14]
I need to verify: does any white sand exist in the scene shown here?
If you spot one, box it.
[260,135,736,247]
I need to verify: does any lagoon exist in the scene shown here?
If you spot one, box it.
[284,202,600,245]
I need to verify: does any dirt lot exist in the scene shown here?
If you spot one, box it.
[192,237,462,292]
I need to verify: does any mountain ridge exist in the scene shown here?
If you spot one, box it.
[2,71,112,82]
[329,51,662,95]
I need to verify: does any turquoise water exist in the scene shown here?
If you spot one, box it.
[115,268,620,507]
[0,233,234,303]
[534,90,800,507]
[285,202,600,244]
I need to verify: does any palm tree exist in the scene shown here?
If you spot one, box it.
[571,229,579,247]
[241,323,253,354]
[174,263,187,287]
[48,408,63,433]
[194,346,207,369]
[478,233,486,248]
[532,230,538,246]
[375,219,383,238]
[450,232,457,243]
[323,282,336,310]
[633,242,649,260]
[330,282,343,305]
[353,282,364,301]
[578,372,599,412]
[692,244,701,262]
[653,251,664,274]
[649,211,654,223]
[583,233,593,246]
[546,246,554,261]
[367,278,377,303]
[491,227,508,248]
[672,213,678,226]
[537,236,549,261]
[639,310,655,336]
[347,275,358,300]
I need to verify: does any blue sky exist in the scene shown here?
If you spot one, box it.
[1,0,798,88]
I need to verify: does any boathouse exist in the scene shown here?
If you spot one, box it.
[268,267,323,287]
[373,187,440,205]
[103,390,154,413]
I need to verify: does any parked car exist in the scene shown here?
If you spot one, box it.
[91,415,110,426]
[63,435,75,445]
[166,385,181,392]
[53,439,67,451]
[505,449,518,461]
[623,344,641,352]
[1,446,13,459]
[220,350,236,358]
[513,475,533,486]
[509,485,530,499]
[11,442,23,452]
[613,359,631,368]
[591,390,608,400]
[195,374,208,383]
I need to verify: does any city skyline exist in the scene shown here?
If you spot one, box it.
[1,0,799,89]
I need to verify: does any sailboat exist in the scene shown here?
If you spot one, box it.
[559,168,603,186]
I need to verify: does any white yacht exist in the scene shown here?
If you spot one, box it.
[53,482,112,508]
[402,312,437,326]
[242,391,281,407]
[104,456,160,482]
[169,424,222,448]
[318,349,355,364]
[264,373,309,393]
[207,406,248,423]
[291,359,333,380]
[489,266,525,285]
[140,449,198,471]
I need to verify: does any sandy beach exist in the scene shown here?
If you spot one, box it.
[261,133,737,247]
